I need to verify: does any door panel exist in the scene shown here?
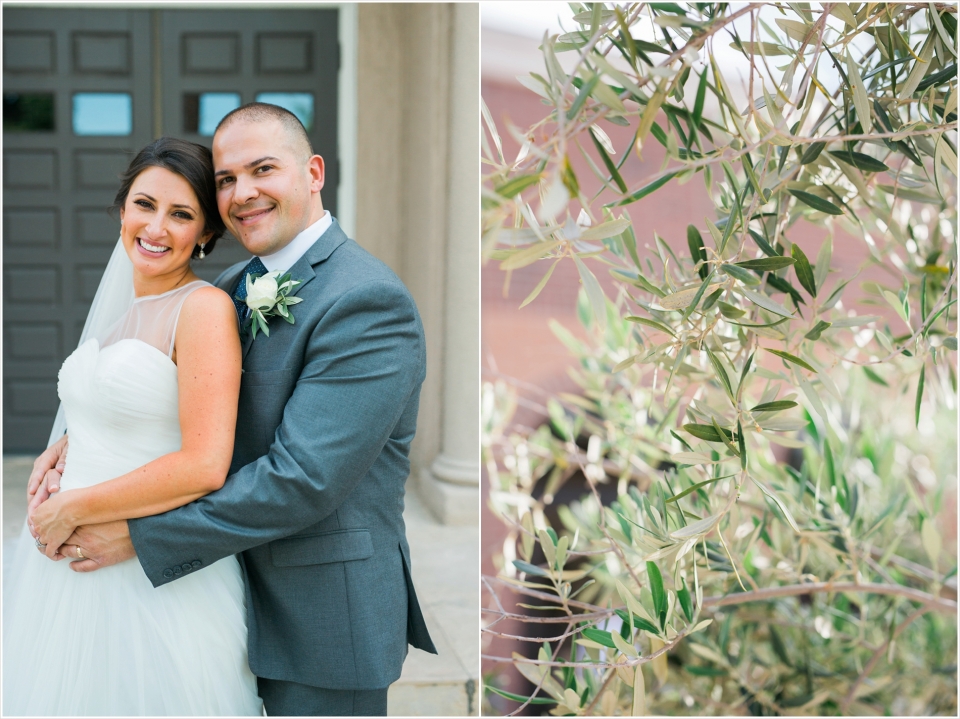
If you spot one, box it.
[3,8,152,451]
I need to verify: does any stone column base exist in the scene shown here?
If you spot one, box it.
[418,467,477,526]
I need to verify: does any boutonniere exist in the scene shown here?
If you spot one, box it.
[244,270,304,339]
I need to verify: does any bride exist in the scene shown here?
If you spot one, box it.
[3,137,263,715]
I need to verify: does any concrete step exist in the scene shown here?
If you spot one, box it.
[3,455,477,716]
[388,485,478,715]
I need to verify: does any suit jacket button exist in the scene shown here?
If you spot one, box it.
[191,560,201,568]
[163,569,174,579]
[173,565,182,575]
[181,563,192,573]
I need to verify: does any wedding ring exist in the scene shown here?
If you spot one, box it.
[76,547,85,560]
[35,536,46,549]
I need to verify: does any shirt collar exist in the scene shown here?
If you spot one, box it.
[259,211,332,274]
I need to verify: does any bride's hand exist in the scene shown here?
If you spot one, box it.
[28,435,68,496]
[27,473,61,536]
[27,436,67,515]
[31,490,80,560]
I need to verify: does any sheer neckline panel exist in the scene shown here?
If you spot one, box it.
[132,279,209,303]
[99,281,213,358]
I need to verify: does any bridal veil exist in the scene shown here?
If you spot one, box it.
[46,238,134,447]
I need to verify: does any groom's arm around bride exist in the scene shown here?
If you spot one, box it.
[131,222,438,692]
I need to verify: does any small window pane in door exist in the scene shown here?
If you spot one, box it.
[184,92,241,136]
[255,92,313,131]
[3,93,55,131]
[72,93,131,135]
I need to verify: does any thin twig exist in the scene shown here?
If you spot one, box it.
[702,581,957,615]
[582,668,617,716]
[485,575,610,613]
[826,263,958,366]
[870,545,954,588]
[483,625,694,670]
[577,452,648,593]
[482,606,615,625]
[483,622,598,645]
[839,605,931,713]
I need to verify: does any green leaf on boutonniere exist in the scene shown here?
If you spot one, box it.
[245,270,304,340]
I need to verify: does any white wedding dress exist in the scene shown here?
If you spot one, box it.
[2,282,262,716]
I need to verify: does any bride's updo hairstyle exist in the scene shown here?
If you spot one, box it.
[112,137,226,259]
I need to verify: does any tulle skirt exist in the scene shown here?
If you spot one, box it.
[3,521,262,716]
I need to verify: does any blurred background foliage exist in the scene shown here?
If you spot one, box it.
[481,2,957,715]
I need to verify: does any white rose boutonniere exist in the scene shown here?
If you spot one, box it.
[245,270,303,339]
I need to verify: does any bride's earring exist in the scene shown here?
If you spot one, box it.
[197,243,206,260]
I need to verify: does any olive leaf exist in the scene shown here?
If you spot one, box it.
[687,225,709,280]
[789,189,844,215]
[750,400,798,412]
[791,243,817,297]
[763,347,816,372]
[735,256,795,271]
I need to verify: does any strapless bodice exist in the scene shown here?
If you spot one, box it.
[57,338,182,490]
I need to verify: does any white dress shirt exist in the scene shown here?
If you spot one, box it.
[259,211,332,274]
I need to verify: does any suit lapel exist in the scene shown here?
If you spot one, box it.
[285,218,349,299]
[240,218,349,362]
[216,263,247,296]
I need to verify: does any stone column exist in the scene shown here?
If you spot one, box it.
[356,5,447,504]
[419,3,479,525]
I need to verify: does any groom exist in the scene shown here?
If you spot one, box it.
[29,103,437,716]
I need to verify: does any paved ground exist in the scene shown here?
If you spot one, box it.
[2,456,477,716]
[390,478,479,715]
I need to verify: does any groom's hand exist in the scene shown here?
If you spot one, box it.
[61,520,136,573]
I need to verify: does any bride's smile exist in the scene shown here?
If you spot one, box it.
[137,237,171,254]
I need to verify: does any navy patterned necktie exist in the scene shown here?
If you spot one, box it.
[232,256,269,323]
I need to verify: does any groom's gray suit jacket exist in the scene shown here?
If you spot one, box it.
[128,219,437,691]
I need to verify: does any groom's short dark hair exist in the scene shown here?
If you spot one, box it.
[215,102,314,161]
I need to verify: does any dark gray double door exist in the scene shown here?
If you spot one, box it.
[3,7,339,451]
